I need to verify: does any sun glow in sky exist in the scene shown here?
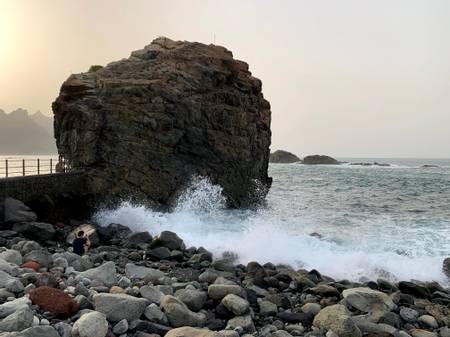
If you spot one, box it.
[0,0,449,157]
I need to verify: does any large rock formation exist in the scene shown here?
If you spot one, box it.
[269,150,301,164]
[53,37,271,207]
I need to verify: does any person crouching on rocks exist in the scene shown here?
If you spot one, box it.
[73,230,91,256]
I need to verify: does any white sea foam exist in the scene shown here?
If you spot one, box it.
[94,174,450,285]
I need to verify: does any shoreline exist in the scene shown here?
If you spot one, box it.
[0,198,449,337]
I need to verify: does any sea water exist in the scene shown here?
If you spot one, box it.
[92,158,450,284]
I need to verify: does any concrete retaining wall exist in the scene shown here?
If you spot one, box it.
[0,172,87,204]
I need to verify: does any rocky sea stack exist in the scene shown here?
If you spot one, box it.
[269,150,301,164]
[53,37,272,207]
[303,155,339,165]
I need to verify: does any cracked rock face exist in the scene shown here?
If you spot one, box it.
[53,37,271,207]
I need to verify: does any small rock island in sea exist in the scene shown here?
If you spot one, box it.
[53,37,272,207]
[269,150,301,163]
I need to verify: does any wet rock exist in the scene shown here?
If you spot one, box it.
[123,231,153,249]
[0,271,16,288]
[93,293,148,323]
[443,258,450,280]
[151,231,185,251]
[313,304,361,337]
[398,281,429,298]
[53,37,272,207]
[54,322,72,337]
[72,311,108,337]
[161,295,206,327]
[12,222,55,242]
[30,286,79,317]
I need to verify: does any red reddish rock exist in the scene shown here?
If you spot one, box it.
[21,260,41,271]
[30,286,79,317]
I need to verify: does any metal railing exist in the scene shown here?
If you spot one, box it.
[0,156,71,178]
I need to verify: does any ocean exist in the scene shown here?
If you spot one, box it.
[93,158,450,285]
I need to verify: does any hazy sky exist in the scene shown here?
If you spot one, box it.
[1,0,449,158]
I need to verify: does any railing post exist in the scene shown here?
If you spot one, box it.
[23,159,25,176]
[5,159,8,178]
[50,158,53,174]
[37,159,40,175]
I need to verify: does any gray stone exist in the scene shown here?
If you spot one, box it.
[11,241,41,256]
[313,304,361,337]
[0,250,22,266]
[23,250,52,267]
[113,319,128,335]
[0,271,16,288]
[144,303,169,325]
[0,297,30,319]
[5,279,24,293]
[151,231,185,250]
[400,307,419,323]
[418,315,438,329]
[165,327,218,337]
[410,329,438,337]
[342,287,395,313]
[2,198,37,223]
[139,285,165,304]
[93,293,147,323]
[175,288,207,312]
[72,311,109,337]
[226,315,256,333]
[199,270,219,284]
[161,295,206,327]
[12,222,55,242]
[0,307,33,332]
[301,303,321,315]
[439,327,450,337]
[1,325,60,337]
[125,263,164,281]
[270,331,294,337]
[221,294,249,316]
[53,322,72,337]
[208,284,244,300]
[77,261,116,287]
[258,298,278,316]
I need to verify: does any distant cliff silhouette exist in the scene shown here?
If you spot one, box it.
[0,108,56,154]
